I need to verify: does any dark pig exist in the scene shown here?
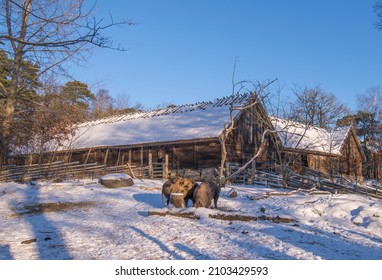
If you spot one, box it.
[193,180,221,208]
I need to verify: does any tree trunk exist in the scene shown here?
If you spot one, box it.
[169,193,185,208]
[219,134,227,177]
[1,78,18,166]
[1,0,31,166]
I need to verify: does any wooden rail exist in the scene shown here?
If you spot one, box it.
[230,165,382,199]
[0,161,132,182]
[2,161,382,199]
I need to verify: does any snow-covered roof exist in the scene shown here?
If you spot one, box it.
[270,117,351,155]
[57,93,252,150]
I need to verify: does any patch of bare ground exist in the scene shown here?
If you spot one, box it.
[14,201,96,216]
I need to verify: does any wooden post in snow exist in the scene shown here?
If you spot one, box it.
[116,149,121,166]
[127,163,136,179]
[251,160,256,184]
[128,149,132,165]
[103,148,109,166]
[225,162,231,180]
[148,151,153,179]
[140,146,144,166]
[163,154,169,179]
[84,148,92,165]
[121,154,125,166]
[170,193,185,208]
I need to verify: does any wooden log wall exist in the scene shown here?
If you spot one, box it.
[225,107,276,171]
[339,131,364,178]
[25,139,222,179]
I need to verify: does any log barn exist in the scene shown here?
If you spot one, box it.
[29,91,364,181]
[371,152,382,181]
[271,117,365,179]
[45,92,274,179]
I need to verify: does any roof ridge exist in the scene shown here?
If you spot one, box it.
[80,92,253,127]
[270,116,351,155]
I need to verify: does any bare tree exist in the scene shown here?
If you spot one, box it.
[356,86,382,148]
[289,85,349,129]
[0,0,134,165]
[356,86,382,178]
[113,92,144,115]
[219,79,275,179]
[225,126,274,181]
[114,92,132,111]
[91,89,114,119]
[374,2,382,30]
[265,87,345,187]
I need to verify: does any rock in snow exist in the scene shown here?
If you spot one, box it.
[98,173,134,188]
[227,188,238,198]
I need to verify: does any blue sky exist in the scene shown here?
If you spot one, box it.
[71,0,382,110]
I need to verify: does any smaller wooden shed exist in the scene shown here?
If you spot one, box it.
[270,117,365,179]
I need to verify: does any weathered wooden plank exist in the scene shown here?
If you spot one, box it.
[147,211,296,224]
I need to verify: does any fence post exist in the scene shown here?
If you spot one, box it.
[148,151,153,179]
[128,149,132,165]
[103,148,109,166]
[163,154,169,179]
[251,160,256,184]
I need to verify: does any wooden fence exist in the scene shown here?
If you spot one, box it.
[0,160,170,182]
[0,161,133,182]
[2,160,382,199]
[231,165,382,199]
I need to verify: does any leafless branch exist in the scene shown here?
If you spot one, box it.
[227,129,275,180]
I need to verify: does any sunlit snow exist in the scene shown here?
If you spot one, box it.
[1,179,381,260]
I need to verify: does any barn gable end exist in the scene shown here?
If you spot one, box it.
[270,118,365,178]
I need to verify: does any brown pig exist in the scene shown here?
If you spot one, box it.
[161,177,197,207]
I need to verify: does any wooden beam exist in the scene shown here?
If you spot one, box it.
[147,211,296,224]
[128,149,132,164]
[121,154,125,166]
[127,163,136,179]
[84,148,93,165]
[163,154,169,179]
[103,148,110,166]
[116,149,121,166]
[148,150,153,179]
[140,146,144,166]
[193,143,197,169]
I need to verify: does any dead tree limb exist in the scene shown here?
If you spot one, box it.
[218,79,276,178]
[147,211,198,220]
[247,188,331,200]
[147,210,296,224]
[227,128,275,180]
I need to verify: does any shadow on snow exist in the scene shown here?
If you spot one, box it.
[11,183,72,260]
[0,244,13,260]
[129,225,185,259]
[133,193,163,208]
[260,223,382,260]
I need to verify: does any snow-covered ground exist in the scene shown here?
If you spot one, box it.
[1,178,382,260]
